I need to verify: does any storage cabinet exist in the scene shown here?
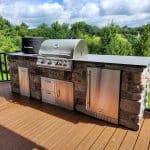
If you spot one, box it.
[86,68,120,124]
[55,80,74,110]
[18,67,30,97]
[41,77,74,110]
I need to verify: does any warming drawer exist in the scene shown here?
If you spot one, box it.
[41,77,55,91]
[41,77,74,110]
[41,90,55,105]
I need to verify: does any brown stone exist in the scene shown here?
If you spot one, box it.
[120,99,141,114]
[9,55,147,131]
[119,110,142,123]
[119,119,140,130]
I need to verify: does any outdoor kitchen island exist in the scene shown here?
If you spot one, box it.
[8,46,150,131]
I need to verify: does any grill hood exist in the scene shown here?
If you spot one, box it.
[39,39,88,59]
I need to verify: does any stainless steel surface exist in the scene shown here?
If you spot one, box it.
[37,39,88,71]
[39,39,88,58]
[37,56,72,71]
[55,80,74,110]
[41,77,74,110]
[41,77,56,105]
[41,90,55,105]
[86,67,120,124]
[18,67,30,97]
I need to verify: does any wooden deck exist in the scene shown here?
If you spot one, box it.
[0,82,150,150]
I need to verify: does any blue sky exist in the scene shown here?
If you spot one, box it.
[0,0,150,28]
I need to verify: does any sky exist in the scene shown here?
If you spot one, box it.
[0,0,150,28]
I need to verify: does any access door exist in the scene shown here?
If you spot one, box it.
[18,67,30,97]
[86,68,120,124]
[55,80,74,110]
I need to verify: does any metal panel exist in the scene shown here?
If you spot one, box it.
[86,67,120,124]
[41,77,55,91]
[18,67,30,97]
[41,90,55,105]
[39,39,88,58]
[86,68,101,112]
[55,80,74,110]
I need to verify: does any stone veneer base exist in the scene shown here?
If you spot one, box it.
[8,55,147,130]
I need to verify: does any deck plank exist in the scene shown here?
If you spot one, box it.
[89,125,116,150]
[0,82,150,150]
[104,128,127,150]
[134,113,150,150]
[76,121,106,150]
[119,120,144,150]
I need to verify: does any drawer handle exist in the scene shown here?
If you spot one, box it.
[47,92,51,94]
[46,80,51,83]
[57,90,60,97]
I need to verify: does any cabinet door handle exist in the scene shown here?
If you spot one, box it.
[87,70,91,109]
[57,90,60,97]
[47,92,51,94]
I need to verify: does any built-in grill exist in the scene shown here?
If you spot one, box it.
[37,39,88,71]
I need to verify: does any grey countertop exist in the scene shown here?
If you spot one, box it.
[8,52,150,66]
[73,54,150,66]
[7,52,38,58]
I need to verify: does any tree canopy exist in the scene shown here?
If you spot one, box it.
[0,16,150,56]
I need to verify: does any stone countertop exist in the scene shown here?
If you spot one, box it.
[7,52,38,58]
[8,52,150,67]
[73,54,150,67]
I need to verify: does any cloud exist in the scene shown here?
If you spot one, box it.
[80,3,100,18]
[0,0,150,27]
[0,0,70,27]
[100,0,150,15]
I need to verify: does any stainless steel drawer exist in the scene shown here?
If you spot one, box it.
[41,77,55,91]
[41,90,55,105]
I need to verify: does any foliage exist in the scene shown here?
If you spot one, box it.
[99,23,121,54]
[139,24,150,56]
[78,32,101,54]
[0,16,150,56]
[106,33,134,55]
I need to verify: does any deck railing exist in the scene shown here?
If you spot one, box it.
[0,53,9,81]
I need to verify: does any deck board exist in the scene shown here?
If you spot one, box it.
[0,82,150,150]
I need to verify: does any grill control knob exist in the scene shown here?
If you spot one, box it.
[48,60,52,65]
[55,60,62,65]
[41,59,45,64]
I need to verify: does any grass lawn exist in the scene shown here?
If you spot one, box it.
[0,72,10,81]
[147,92,150,109]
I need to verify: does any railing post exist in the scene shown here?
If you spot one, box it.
[0,54,4,81]
[0,52,10,82]
[4,53,8,80]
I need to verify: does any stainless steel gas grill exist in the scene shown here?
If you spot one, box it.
[37,39,88,71]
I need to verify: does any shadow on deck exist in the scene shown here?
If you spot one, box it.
[0,82,150,150]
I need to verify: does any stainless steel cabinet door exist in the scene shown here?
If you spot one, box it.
[55,80,74,110]
[86,68,120,124]
[86,67,101,112]
[18,67,30,97]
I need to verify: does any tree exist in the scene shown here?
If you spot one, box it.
[16,22,28,37]
[78,32,101,54]
[100,23,121,54]
[70,21,93,38]
[106,34,134,55]
[49,22,70,39]
[0,32,20,52]
[140,24,150,56]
